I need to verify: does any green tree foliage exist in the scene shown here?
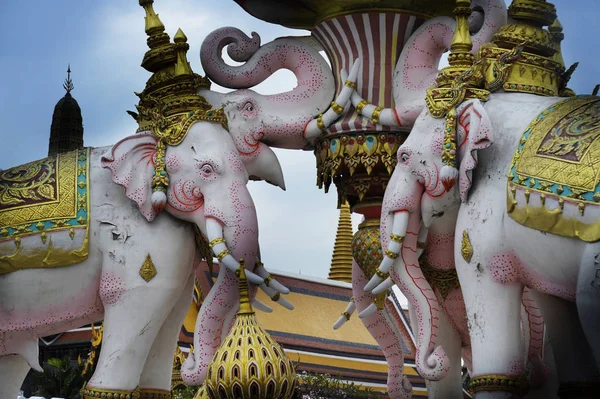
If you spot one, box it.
[294,371,381,398]
[172,386,198,399]
[31,356,86,399]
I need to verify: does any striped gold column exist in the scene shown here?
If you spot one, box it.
[328,201,354,282]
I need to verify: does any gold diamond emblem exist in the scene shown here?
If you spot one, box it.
[461,230,473,263]
[139,253,157,282]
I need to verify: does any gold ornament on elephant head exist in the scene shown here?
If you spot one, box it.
[129,1,228,208]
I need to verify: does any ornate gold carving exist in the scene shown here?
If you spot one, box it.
[469,374,529,396]
[81,385,141,399]
[172,346,187,390]
[342,311,351,321]
[0,148,90,274]
[328,201,353,282]
[315,132,405,199]
[461,230,473,263]
[344,80,356,90]
[205,268,297,399]
[420,255,460,300]
[139,254,158,283]
[507,96,600,242]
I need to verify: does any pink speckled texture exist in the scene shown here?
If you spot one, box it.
[200,27,335,152]
[489,252,575,301]
[101,134,158,221]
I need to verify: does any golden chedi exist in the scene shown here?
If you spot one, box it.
[205,261,297,399]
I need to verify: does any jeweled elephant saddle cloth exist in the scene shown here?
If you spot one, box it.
[507,95,600,242]
[0,148,90,274]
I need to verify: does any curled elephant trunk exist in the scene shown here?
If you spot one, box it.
[200,27,335,150]
[380,196,450,381]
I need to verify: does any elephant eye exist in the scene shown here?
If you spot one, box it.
[242,102,254,112]
[399,152,409,163]
[200,163,214,176]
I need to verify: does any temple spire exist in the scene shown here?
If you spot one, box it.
[63,64,74,94]
[328,201,354,282]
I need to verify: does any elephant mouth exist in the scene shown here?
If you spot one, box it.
[238,132,265,156]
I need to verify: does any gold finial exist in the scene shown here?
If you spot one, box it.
[434,0,477,89]
[139,0,168,49]
[549,18,565,67]
[63,64,74,94]
[174,28,193,77]
[449,0,473,55]
[205,261,297,399]
[328,201,353,282]
[237,260,254,314]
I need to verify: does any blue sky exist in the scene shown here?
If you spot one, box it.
[1,0,598,279]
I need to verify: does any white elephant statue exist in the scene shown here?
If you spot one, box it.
[362,85,600,397]
[0,107,290,398]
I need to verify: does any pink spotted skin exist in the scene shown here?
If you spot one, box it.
[351,261,412,399]
[200,27,335,154]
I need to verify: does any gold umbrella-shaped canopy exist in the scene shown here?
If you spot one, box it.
[233,0,457,30]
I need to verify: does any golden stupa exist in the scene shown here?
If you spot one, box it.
[205,261,297,399]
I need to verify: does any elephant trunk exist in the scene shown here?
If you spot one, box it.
[200,28,335,149]
[181,184,260,386]
[391,0,506,126]
[382,197,449,381]
[352,261,412,399]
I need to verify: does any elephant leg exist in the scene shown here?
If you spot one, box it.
[0,354,30,399]
[87,256,192,391]
[531,291,599,384]
[424,309,464,399]
[138,272,195,392]
[455,237,527,397]
[576,243,600,368]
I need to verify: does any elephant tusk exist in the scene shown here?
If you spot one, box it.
[364,211,409,292]
[304,59,361,140]
[350,88,401,127]
[358,303,378,319]
[332,298,356,330]
[252,299,273,313]
[416,226,428,258]
[372,277,394,295]
[254,263,290,294]
[260,284,294,310]
[206,218,264,285]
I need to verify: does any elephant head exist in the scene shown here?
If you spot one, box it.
[366,99,492,380]
[101,118,265,283]
[199,28,336,189]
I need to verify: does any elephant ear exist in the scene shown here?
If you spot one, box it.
[457,100,493,203]
[101,133,158,221]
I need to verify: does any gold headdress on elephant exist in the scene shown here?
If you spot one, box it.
[128,0,228,211]
[425,0,576,191]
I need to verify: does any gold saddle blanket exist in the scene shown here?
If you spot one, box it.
[507,95,600,242]
[0,148,90,274]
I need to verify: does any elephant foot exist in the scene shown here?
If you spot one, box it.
[470,374,529,399]
[81,385,141,399]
